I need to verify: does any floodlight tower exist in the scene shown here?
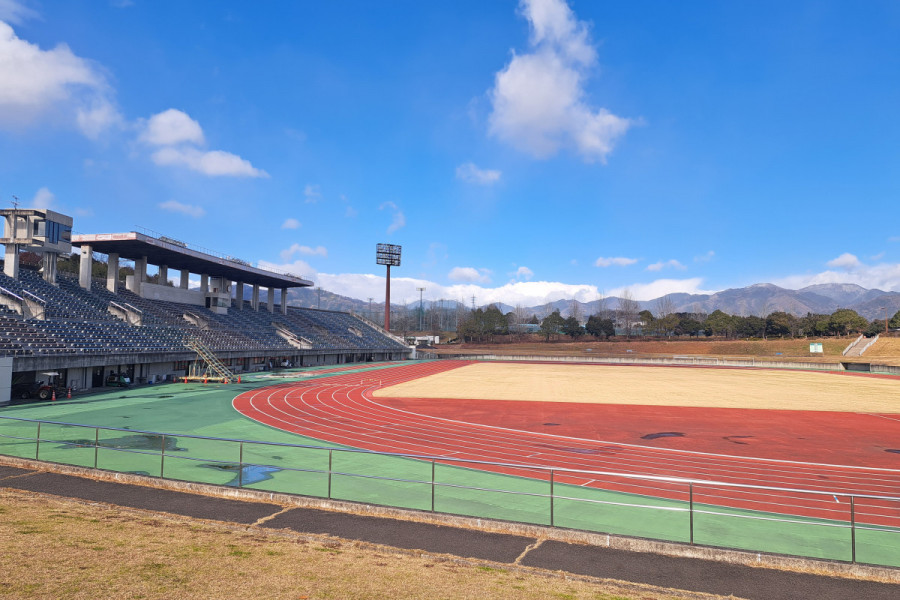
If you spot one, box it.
[417,286,426,331]
[376,243,401,330]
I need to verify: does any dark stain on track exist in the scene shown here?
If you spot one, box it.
[537,444,622,455]
[641,432,685,440]
[543,423,560,426]
[885,449,900,454]
[723,435,753,445]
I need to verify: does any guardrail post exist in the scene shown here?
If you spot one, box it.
[35,422,41,460]
[160,434,166,477]
[689,482,694,545]
[550,469,555,527]
[850,496,856,563]
[327,449,333,499]
[431,459,436,512]
[94,428,99,469]
[238,442,244,488]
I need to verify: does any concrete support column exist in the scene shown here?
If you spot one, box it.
[200,274,209,294]
[180,269,189,289]
[107,253,119,293]
[42,253,58,285]
[235,282,244,309]
[129,256,147,294]
[252,284,259,311]
[3,245,17,278]
[267,286,274,313]
[79,244,92,289]
[158,265,168,286]
[281,288,288,315]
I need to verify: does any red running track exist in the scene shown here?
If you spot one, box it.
[233,360,900,526]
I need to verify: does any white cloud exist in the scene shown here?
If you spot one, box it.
[304,184,321,203]
[151,147,268,178]
[281,218,301,230]
[158,199,205,218]
[0,0,39,24]
[488,0,632,162]
[0,21,122,137]
[448,267,492,284]
[607,278,712,301]
[138,108,266,177]
[379,201,406,234]
[280,244,327,261]
[595,256,638,267]
[139,109,205,146]
[826,252,861,270]
[774,262,900,293]
[31,187,54,209]
[646,259,686,272]
[694,250,715,263]
[515,266,534,280]
[455,162,502,185]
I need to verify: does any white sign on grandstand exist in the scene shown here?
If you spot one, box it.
[809,343,823,353]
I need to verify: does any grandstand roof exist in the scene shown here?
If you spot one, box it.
[72,232,312,289]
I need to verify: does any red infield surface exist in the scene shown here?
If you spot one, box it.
[233,360,900,524]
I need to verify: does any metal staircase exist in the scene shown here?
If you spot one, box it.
[184,337,236,382]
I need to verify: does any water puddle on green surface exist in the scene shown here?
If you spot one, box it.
[200,463,281,486]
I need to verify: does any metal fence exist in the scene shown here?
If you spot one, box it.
[1,414,899,567]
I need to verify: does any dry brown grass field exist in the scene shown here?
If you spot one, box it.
[434,337,900,365]
[375,362,900,413]
[0,489,715,600]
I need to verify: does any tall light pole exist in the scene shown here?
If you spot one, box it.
[376,243,401,330]
[417,287,425,331]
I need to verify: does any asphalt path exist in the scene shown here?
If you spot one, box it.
[2,464,898,600]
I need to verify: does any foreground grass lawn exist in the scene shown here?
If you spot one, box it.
[0,489,712,600]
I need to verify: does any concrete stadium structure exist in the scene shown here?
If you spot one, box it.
[0,210,410,403]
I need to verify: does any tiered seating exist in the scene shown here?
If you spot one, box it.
[0,268,406,359]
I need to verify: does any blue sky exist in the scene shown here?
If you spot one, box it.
[1,0,899,307]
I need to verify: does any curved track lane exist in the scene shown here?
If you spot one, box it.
[233,361,900,525]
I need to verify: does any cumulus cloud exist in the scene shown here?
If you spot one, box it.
[379,201,406,234]
[606,278,712,301]
[281,218,301,230]
[139,108,267,177]
[515,266,534,280]
[826,252,861,270]
[158,199,205,218]
[31,187,54,209]
[304,184,321,203]
[646,259,686,272]
[456,162,502,185]
[448,266,492,284]
[0,20,122,137]
[0,0,39,24]
[595,256,638,267]
[139,108,205,146]
[488,0,632,162]
[280,244,327,261]
[150,147,267,178]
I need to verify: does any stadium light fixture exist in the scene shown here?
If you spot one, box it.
[376,243,401,330]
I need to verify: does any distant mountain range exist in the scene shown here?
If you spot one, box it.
[287,283,900,322]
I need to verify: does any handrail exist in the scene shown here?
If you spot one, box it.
[842,334,864,356]
[22,290,45,304]
[0,286,23,302]
[110,300,143,314]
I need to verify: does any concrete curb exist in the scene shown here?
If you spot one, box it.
[3,454,898,584]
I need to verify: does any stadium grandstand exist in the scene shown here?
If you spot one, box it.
[0,209,411,403]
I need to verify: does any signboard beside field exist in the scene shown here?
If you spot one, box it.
[810,343,824,353]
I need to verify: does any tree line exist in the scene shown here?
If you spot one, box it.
[456,304,900,343]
